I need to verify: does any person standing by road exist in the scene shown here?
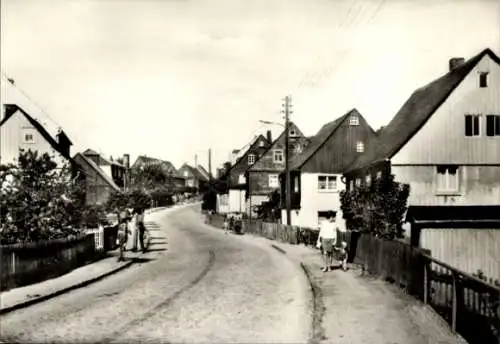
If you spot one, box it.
[135,208,147,253]
[316,212,338,272]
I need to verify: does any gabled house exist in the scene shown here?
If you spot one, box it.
[218,132,272,213]
[178,163,203,189]
[281,109,376,229]
[82,149,129,188]
[343,48,500,279]
[0,104,77,173]
[73,152,121,205]
[246,122,310,217]
[196,164,212,182]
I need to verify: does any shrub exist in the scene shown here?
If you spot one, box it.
[340,174,410,238]
[0,150,87,244]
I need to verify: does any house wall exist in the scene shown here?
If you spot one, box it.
[302,114,376,173]
[392,165,500,205]
[217,194,229,214]
[228,189,246,213]
[284,172,346,230]
[0,110,67,167]
[228,136,270,187]
[73,155,113,205]
[420,228,500,280]
[392,54,500,165]
[248,171,281,197]
[246,194,269,217]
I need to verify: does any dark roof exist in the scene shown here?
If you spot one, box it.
[73,153,121,192]
[222,134,269,179]
[346,48,500,173]
[196,165,211,180]
[1,104,72,160]
[248,122,306,172]
[289,109,359,170]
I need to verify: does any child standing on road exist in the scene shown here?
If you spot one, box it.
[337,241,348,271]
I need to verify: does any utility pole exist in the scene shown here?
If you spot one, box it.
[194,154,198,193]
[283,95,292,226]
[208,149,212,182]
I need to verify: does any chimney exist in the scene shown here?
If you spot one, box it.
[123,154,130,169]
[449,57,465,71]
[56,130,71,157]
[266,130,272,143]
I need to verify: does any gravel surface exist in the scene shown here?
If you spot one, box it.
[0,206,312,344]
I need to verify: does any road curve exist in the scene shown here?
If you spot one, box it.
[0,205,312,343]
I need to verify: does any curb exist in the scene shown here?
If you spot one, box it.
[0,260,135,315]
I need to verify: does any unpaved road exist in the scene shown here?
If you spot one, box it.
[0,205,312,343]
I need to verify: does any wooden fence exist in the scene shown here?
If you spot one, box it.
[0,234,96,291]
[207,215,500,344]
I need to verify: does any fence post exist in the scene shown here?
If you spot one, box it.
[451,271,464,333]
[423,259,430,304]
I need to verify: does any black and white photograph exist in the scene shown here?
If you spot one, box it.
[0,0,499,343]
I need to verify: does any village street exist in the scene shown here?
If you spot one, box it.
[0,206,312,344]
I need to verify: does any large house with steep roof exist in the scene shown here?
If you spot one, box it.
[344,48,500,279]
[246,122,309,218]
[281,109,376,229]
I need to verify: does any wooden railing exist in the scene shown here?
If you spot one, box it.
[422,254,500,344]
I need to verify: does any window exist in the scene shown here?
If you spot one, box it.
[289,129,298,137]
[356,142,365,153]
[294,176,299,192]
[273,149,284,163]
[349,180,354,190]
[248,154,255,165]
[366,174,372,186]
[376,171,383,180]
[259,140,265,147]
[349,115,359,126]
[318,175,337,191]
[184,170,188,177]
[268,174,279,187]
[486,115,500,136]
[22,129,36,144]
[355,178,361,187]
[465,114,481,136]
[479,72,489,88]
[238,174,246,184]
[436,165,460,193]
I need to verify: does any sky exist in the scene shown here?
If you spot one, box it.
[1,0,499,171]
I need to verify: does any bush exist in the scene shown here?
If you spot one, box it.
[340,174,410,238]
[106,187,152,218]
[0,150,87,244]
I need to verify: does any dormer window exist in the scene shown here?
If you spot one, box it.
[349,115,359,126]
[479,72,489,88]
[356,141,365,153]
[248,154,255,165]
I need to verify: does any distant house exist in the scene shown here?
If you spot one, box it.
[218,132,272,213]
[178,163,209,190]
[280,109,376,229]
[73,152,121,205]
[0,104,77,173]
[344,48,500,279]
[131,155,184,191]
[246,122,309,217]
[82,149,129,188]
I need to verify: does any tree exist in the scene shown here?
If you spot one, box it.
[0,150,87,244]
[340,174,410,238]
[130,163,168,189]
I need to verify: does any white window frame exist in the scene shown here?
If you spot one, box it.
[349,115,359,126]
[289,128,298,137]
[22,129,36,144]
[355,178,361,187]
[273,149,284,163]
[238,174,246,184]
[184,170,189,177]
[465,114,481,137]
[356,141,365,153]
[268,174,279,187]
[259,140,265,147]
[318,175,338,192]
[479,71,489,88]
[376,171,383,180]
[436,165,460,194]
[366,174,372,186]
[248,154,255,165]
[294,176,299,193]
